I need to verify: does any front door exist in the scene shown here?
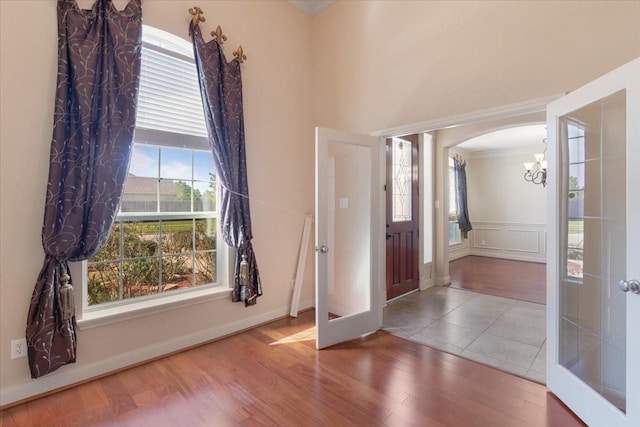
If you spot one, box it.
[315,127,382,349]
[385,135,419,300]
[546,57,640,426]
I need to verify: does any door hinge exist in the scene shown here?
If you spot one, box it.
[384,184,387,191]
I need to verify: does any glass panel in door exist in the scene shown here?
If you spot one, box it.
[391,137,412,222]
[326,141,371,320]
[558,90,627,412]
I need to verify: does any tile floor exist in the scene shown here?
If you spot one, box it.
[383,286,546,383]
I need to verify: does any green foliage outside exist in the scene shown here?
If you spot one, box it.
[88,219,217,306]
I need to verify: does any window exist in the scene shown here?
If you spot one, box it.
[448,156,461,245]
[84,26,223,310]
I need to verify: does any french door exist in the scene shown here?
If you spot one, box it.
[547,57,640,426]
[315,127,382,349]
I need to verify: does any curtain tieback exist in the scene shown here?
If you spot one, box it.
[239,252,249,299]
[59,264,75,321]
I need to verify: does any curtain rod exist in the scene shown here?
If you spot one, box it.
[188,6,247,63]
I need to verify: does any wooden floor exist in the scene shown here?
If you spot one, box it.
[1,311,584,426]
[449,256,546,304]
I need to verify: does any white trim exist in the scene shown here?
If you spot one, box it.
[468,251,546,264]
[78,286,232,330]
[468,145,543,159]
[371,94,563,138]
[0,298,315,407]
[473,220,546,227]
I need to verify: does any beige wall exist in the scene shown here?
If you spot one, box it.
[311,1,640,134]
[0,0,314,405]
[467,151,546,224]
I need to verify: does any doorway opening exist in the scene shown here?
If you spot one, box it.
[382,109,551,383]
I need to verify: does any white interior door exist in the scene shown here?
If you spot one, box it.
[315,127,382,349]
[546,57,640,426]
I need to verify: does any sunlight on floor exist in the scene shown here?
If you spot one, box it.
[268,326,316,345]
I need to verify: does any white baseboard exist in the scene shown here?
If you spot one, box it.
[469,250,546,264]
[419,279,433,291]
[0,298,314,407]
[434,276,451,286]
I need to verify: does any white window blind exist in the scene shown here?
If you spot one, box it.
[135,42,209,150]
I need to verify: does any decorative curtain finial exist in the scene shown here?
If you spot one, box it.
[211,25,227,44]
[233,45,247,63]
[189,6,206,26]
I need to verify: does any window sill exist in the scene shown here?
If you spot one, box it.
[77,286,232,330]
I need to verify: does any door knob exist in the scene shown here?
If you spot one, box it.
[618,279,640,294]
[316,245,329,254]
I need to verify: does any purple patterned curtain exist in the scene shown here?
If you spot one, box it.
[27,0,142,378]
[454,157,473,239]
[189,23,262,306]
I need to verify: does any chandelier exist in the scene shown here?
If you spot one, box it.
[523,139,547,187]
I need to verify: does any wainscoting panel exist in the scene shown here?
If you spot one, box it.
[506,229,539,253]
[471,222,546,262]
[472,227,502,250]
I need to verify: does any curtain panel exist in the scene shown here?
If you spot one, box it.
[454,158,473,239]
[27,0,142,378]
[189,23,262,306]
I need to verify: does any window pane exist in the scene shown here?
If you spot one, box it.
[87,262,120,305]
[162,255,194,291]
[195,218,216,251]
[195,251,216,285]
[193,151,216,211]
[193,150,214,181]
[122,221,159,259]
[93,223,121,262]
[123,145,160,213]
[448,157,457,219]
[567,219,584,278]
[122,258,160,299]
[161,147,193,180]
[448,222,460,245]
[129,145,159,178]
[162,220,194,254]
[159,179,192,212]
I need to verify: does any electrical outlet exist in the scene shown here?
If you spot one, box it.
[11,338,27,359]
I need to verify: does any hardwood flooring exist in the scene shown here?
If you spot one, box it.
[449,256,546,304]
[1,310,583,426]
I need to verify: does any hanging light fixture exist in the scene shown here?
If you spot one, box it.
[523,138,547,187]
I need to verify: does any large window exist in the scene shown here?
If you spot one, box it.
[85,26,222,309]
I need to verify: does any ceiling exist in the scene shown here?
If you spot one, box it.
[289,0,336,16]
[457,124,547,152]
